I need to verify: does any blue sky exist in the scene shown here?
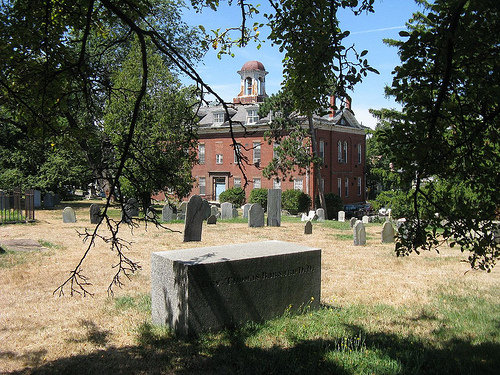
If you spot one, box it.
[181,1,423,128]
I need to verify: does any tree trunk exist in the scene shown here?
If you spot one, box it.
[308,114,327,218]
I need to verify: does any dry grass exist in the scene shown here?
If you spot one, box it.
[0,201,498,373]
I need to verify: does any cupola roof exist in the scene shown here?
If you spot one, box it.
[240,60,266,71]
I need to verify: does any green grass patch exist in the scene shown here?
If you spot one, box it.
[333,233,353,241]
[321,220,352,230]
[38,240,62,249]
[114,294,151,313]
[0,250,30,268]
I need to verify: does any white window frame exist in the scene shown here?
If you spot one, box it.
[338,140,342,162]
[198,144,205,164]
[253,142,261,164]
[213,112,225,124]
[216,154,223,164]
[319,140,325,162]
[234,177,241,188]
[294,178,303,191]
[247,109,259,124]
[253,178,261,189]
[199,177,206,195]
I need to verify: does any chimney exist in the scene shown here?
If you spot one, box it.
[329,95,336,118]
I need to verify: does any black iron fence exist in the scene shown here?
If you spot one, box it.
[0,189,35,224]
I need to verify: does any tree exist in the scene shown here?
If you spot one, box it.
[377,0,500,271]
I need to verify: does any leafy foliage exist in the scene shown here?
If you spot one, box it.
[219,187,246,206]
[282,189,311,215]
[315,193,343,220]
[249,188,268,210]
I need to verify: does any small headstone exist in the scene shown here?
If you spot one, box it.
[396,218,406,230]
[207,215,217,225]
[177,212,186,221]
[248,203,265,228]
[202,200,211,220]
[301,213,308,222]
[89,204,101,224]
[242,203,252,219]
[381,222,395,243]
[62,207,76,223]
[146,207,157,220]
[43,193,54,208]
[162,205,173,222]
[267,189,281,227]
[304,220,312,234]
[210,205,219,217]
[362,215,369,224]
[338,211,345,222]
[354,220,366,246]
[183,195,205,242]
[316,208,325,221]
[178,201,188,213]
[232,208,238,218]
[350,217,357,228]
[33,190,42,208]
[127,198,139,217]
[221,202,233,220]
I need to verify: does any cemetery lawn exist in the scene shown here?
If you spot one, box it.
[0,201,498,374]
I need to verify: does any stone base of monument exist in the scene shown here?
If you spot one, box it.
[151,240,321,336]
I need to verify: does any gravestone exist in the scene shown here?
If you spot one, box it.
[248,203,265,228]
[301,213,308,221]
[267,189,281,227]
[316,208,325,222]
[162,205,173,222]
[207,215,217,225]
[232,208,238,218]
[62,207,76,223]
[127,198,139,217]
[362,215,369,224]
[210,205,219,218]
[353,220,366,246]
[178,201,188,214]
[350,217,357,228]
[146,207,157,220]
[202,200,211,220]
[242,203,252,219]
[183,195,205,242]
[43,193,54,208]
[381,222,395,243]
[89,204,101,224]
[33,190,42,208]
[304,220,312,235]
[221,202,233,220]
[151,240,321,336]
[338,211,345,222]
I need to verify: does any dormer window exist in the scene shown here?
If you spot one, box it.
[247,109,259,124]
[214,112,225,124]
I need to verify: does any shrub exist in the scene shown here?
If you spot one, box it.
[249,188,268,210]
[219,187,246,206]
[315,193,343,220]
[282,189,311,215]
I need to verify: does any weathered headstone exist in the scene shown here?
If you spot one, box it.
[127,198,139,217]
[89,204,101,224]
[248,203,265,228]
[304,220,312,235]
[202,200,211,220]
[381,222,395,243]
[316,208,325,222]
[178,201,188,213]
[232,208,238,218]
[207,215,217,225]
[162,205,173,222]
[242,203,252,219]
[210,205,219,218]
[33,190,42,208]
[338,211,345,222]
[221,202,233,220]
[53,194,61,206]
[146,207,157,220]
[301,213,308,221]
[267,189,281,227]
[43,193,54,208]
[62,207,76,223]
[362,215,369,224]
[183,195,205,242]
[151,240,321,336]
[350,217,357,228]
[354,220,366,246]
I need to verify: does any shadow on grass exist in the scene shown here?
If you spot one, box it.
[9,316,499,375]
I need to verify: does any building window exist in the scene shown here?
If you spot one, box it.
[338,141,342,162]
[199,177,206,195]
[343,141,348,163]
[214,112,225,124]
[216,154,223,164]
[319,140,325,162]
[358,143,362,164]
[294,179,303,191]
[345,177,349,197]
[253,142,261,164]
[337,178,342,197]
[234,177,241,188]
[273,178,281,189]
[253,178,261,189]
[247,109,259,124]
[198,144,205,164]
[234,144,241,164]
[358,177,362,196]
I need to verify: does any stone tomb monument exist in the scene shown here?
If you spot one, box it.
[89,204,101,224]
[381,222,395,243]
[248,203,264,228]
[354,220,366,246]
[316,208,325,221]
[267,189,281,227]
[183,195,209,242]
[338,211,345,222]
[62,207,76,223]
[151,240,321,336]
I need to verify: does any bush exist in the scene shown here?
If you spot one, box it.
[315,193,343,220]
[249,188,268,210]
[219,187,246,206]
[282,189,311,215]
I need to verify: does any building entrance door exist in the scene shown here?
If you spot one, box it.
[214,177,226,201]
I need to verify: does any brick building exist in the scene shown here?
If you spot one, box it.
[189,61,367,207]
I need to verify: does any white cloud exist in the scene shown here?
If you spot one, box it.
[350,26,405,35]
